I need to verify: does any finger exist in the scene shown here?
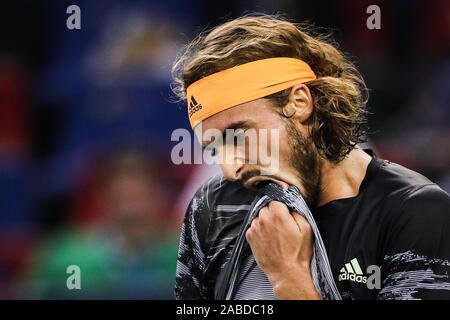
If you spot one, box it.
[250,217,260,233]
[259,206,269,218]
[258,206,270,225]
[292,211,312,235]
[246,217,259,242]
[268,201,290,220]
[245,228,253,243]
[268,200,289,212]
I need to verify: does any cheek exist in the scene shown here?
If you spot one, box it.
[242,127,291,169]
[278,129,294,163]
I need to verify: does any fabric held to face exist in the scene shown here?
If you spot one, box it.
[215,182,341,300]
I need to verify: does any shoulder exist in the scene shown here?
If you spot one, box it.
[374,158,450,219]
[400,184,450,217]
[395,184,450,237]
[393,184,450,235]
[374,159,435,195]
[370,158,450,216]
[371,159,450,250]
[380,182,450,258]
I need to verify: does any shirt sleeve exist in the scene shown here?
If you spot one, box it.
[174,183,212,300]
[377,184,450,300]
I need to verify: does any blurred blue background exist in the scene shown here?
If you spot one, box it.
[0,0,448,299]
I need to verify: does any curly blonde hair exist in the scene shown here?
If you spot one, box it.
[172,14,369,162]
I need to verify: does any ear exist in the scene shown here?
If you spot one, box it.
[285,84,313,123]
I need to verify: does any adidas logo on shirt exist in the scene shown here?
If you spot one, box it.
[338,258,368,284]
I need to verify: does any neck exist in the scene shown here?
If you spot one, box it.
[317,147,372,207]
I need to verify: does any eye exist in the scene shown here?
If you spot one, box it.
[225,129,246,146]
[204,145,217,157]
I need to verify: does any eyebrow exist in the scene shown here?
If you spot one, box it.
[222,120,254,143]
[202,120,255,148]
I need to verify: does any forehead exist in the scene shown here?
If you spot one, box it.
[194,98,284,146]
[196,98,275,133]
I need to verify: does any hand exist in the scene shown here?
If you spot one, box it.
[245,201,320,299]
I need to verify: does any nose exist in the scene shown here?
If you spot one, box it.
[220,158,244,181]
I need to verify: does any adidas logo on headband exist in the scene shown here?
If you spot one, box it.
[188,95,203,118]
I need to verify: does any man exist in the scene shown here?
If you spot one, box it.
[172,15,450,300]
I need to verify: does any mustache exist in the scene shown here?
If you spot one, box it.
[241,169,261,184]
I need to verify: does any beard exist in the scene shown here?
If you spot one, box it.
[285,120,322,208]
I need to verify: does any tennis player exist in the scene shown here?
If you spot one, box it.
[172,15,450,300]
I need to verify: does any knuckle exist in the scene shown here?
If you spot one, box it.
[258,215,265,226]
[251,218,259,229]
[245,229,252,240]
[269,201,288,213]
[259,207,270,219]
[272,206,288,221]
[259,206,269,217]
[269,200,282,208]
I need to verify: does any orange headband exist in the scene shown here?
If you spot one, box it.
[186,57,316,129]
